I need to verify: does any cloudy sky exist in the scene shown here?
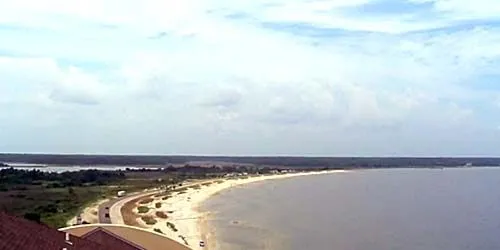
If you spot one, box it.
[1,0,500,156]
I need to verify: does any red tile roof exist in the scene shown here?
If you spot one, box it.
[81,228,144,250]
[0,212,113,250]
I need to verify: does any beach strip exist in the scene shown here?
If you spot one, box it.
[120,170,348,249]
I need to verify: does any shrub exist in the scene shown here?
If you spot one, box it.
[155,202,161,208]
[154,228,164,234]
[166,222,178,232]
[141,216,157,225]
[156,211,168,219]
[137,206,149,214]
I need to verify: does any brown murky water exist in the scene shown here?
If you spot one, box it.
[202,168,500,250]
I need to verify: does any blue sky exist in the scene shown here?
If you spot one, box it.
[1,0,500,156]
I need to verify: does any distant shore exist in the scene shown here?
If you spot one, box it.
[115,170,348,249]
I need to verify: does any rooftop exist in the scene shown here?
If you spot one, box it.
[61,224,192,250]
[0,212,191,250]
[0,212,113,250]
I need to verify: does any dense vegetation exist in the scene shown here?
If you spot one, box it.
[0,167,224,228]
[0,168,126,189]
[2,153,500,168]
[0,168,128,228]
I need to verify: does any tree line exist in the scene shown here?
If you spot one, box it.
[0,168,126,190]
[2,154,500,168]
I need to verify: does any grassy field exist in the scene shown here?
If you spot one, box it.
[0,170,182,228]
[0,185,106,228]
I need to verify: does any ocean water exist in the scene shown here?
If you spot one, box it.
[202,168,500,250]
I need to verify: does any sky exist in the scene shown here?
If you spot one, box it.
[1,0,500,156]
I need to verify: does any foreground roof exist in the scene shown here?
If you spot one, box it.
[80,227,144,250]
[61,224,192,250]
[0,212,113,250]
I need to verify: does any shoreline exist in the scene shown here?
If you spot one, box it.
[129,170,348,249]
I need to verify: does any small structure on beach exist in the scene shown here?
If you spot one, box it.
[76,214,83,225]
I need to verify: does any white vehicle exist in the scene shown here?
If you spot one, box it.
[117,190,126,197]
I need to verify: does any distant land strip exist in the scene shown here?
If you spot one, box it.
[1,153,499,168]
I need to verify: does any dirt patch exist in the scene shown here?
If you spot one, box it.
[121,197,143,227]
[139,197,154,204]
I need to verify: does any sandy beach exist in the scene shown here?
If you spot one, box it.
[112,170,348,249]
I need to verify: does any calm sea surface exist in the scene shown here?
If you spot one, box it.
[202,168,500,250]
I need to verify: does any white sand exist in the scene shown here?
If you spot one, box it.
[133,170,348,249]
[67,198,109,226]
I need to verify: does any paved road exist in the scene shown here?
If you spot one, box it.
[98,190,161,224]
[99,180,215,224]
[109,190,160,224]
[98,199,117,224]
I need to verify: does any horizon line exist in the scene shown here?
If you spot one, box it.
[1,152,500,158]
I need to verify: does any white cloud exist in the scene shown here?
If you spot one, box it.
[49,67,106,105]
[427,0,500,19]
[1,0,500,155]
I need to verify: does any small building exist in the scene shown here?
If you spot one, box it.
[76,214,83,225]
